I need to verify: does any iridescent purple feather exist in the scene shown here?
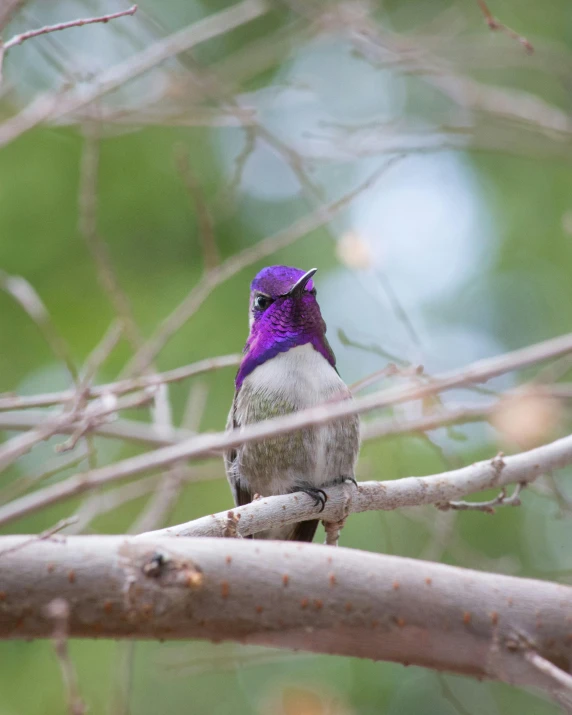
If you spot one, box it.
[235,265,336,389]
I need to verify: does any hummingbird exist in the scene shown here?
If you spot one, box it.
[224,265,360,542]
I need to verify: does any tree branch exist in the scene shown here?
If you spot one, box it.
[2,5,138,51]
[476,0,533,54]
[0,535,571,706]
[0,331,569,525]
[143,433,572,539]
[0,0,268,147]
[0,354,241,411]
[0,411,191,447]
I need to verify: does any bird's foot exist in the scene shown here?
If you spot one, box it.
[298,487,328,513]
[344,477,358,488]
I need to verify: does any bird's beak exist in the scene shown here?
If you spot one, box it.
[284,268,317,298]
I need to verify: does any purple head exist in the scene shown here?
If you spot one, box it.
[235,265,336,389]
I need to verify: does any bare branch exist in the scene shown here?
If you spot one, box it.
[438,482,525,515]
[128,465,185,534]
[0,411,193,447]
[1,332,572,523]
[175,146,220,270]
[3,5,137,51]
[0,269,78,381]
[0,389,153,474]
[0,354,241,411]
[141,433,572,539]
[0,0,268,147]
[476,0,534,54]
[0,410,191,447]
[0,516,78,557]
[80,320,124,389]
[0,450,88,505]
[0,0,28,32]
[45,599,86,715]
[78,131,146,361]
[523,651,572,709]
[0,535,571,707]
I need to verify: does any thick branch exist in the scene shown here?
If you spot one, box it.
[0,536,571,704]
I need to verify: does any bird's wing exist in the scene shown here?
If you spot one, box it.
[224,395,253,507]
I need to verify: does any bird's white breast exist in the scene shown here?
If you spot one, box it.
[235,342,359,495]
[242,342,348,406]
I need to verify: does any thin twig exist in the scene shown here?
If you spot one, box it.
[524,650,572,691]
[79,130,151,369]
[80,320,124,388]
[0,389,153,473]
[0,354,241,411]
[128,465,185,534]
[523,651,572,710]
[0,450,88,505]
[476,0,533,54]
[181,381,209,432]
[3,6,138,51]
[175,145,220,270]
[349,363,423,394]
[76,320,124,469]
[0,516,78,557]
[438,482,525,515]
[109,642,136,715]
[68,475,160,535]
[54,390,156,454]
[0,269,78,381]
[0,410,192,447]
[69,464,221,535]
[0,0,268,147]
[45,599,86,715]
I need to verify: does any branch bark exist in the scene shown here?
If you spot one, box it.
[143,433,572,538]
[0,536,571,707]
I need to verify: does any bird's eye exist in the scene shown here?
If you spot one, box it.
[254,295,272,311]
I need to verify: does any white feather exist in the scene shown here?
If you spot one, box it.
[242,343,344,405]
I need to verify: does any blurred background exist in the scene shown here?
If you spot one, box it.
[1,0,572,713]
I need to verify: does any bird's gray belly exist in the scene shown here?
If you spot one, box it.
[235,390,359,497]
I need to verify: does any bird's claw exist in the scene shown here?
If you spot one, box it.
[299,487,328,513]
[344,477,358,488]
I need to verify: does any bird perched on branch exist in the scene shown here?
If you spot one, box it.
[224,265,360,542]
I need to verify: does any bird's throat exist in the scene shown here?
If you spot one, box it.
[236,332,335,391]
